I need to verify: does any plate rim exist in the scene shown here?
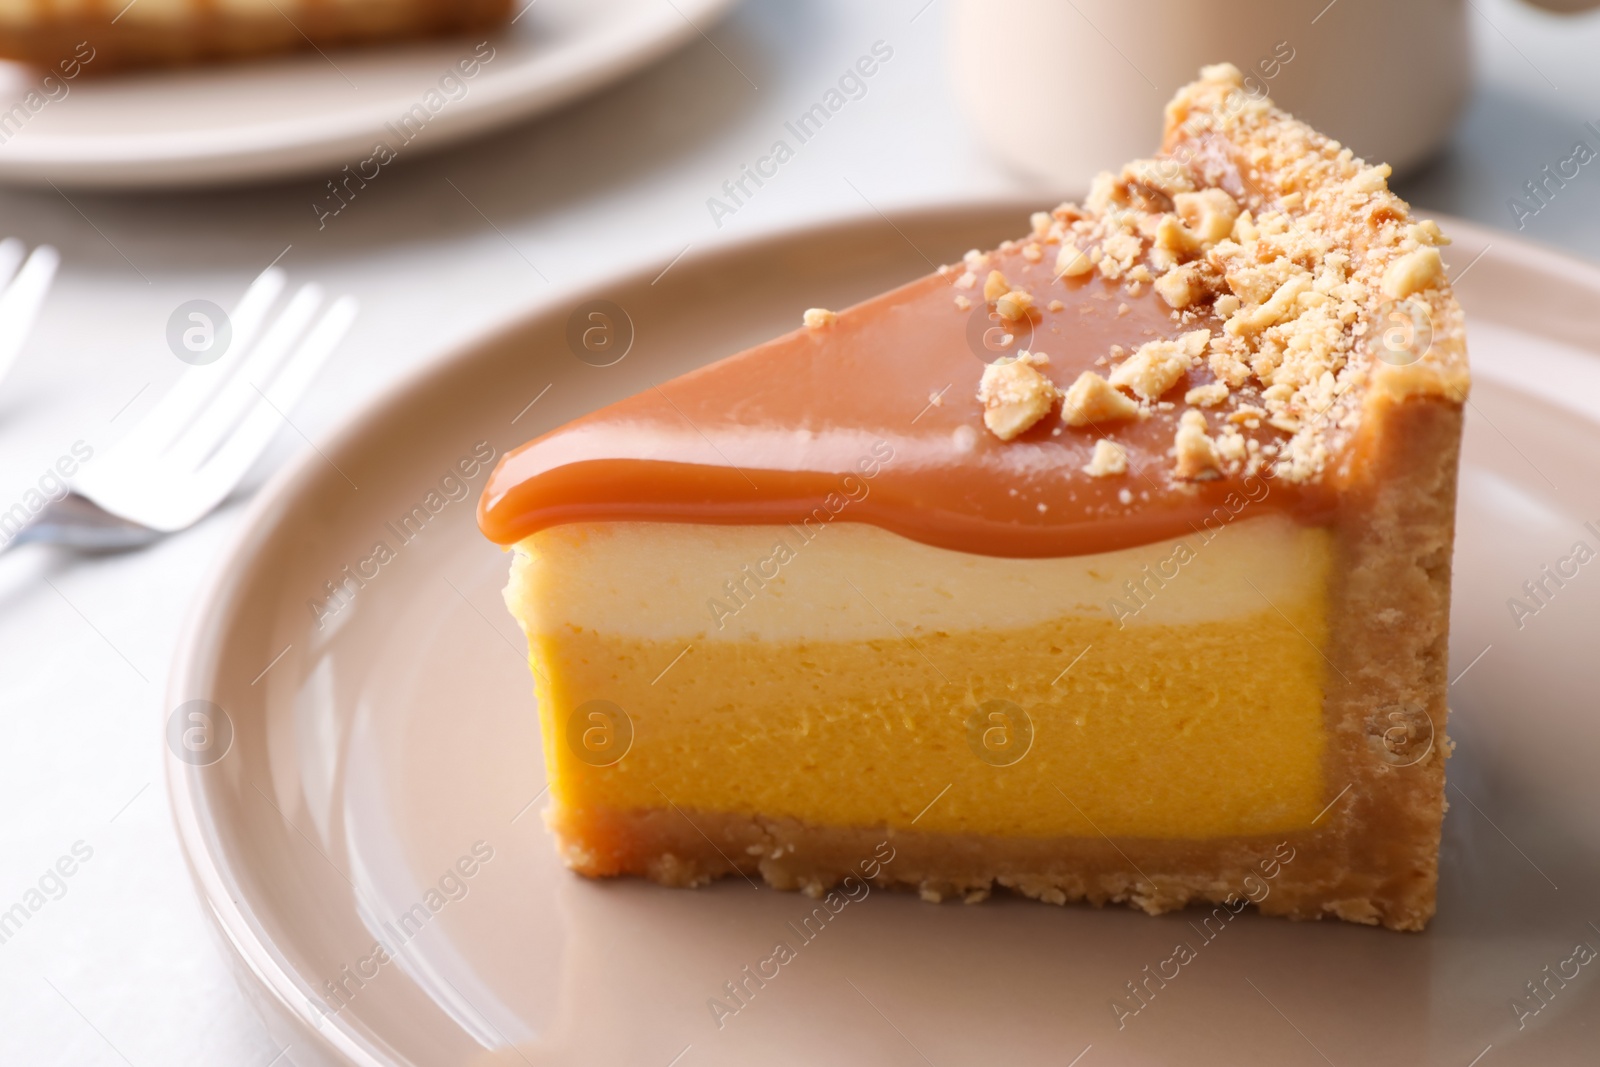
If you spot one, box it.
[0,0,739,189]
[161,203,1600,1066]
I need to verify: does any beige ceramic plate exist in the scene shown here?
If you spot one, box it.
[0,0,737,188]
[167,205,1600,1066]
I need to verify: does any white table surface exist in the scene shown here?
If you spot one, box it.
[2,0,1598,1063]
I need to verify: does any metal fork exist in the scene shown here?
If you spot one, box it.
[6,267,358,551]
[0,238,60,389]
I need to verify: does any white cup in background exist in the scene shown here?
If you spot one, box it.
[948,0,1481,188]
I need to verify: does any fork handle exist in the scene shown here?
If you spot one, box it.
[3,493,161,552]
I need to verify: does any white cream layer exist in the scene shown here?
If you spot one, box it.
[508,514,1330,643]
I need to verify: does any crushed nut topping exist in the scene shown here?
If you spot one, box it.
[802,308,837,329]
[978,355,1058,441]
[1185,382,1230,407]
[964,62,1468,484]
[1055,242,1093,278]
[995,288,1035,321]
[1381,246,1444,299]
[1173,410,1220,479]
[1061,371,1143,427]
[1154,263,1205,309]
[1108,330,1209,401]
[1083,438,1128,477]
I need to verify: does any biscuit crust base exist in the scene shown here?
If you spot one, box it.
[546,393,1461,933]
[0,0,509,72]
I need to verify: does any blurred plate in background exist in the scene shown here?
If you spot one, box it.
[0,0,738,189]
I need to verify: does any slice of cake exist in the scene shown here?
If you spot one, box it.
[480,64,1468,931]
[0,0,509,71]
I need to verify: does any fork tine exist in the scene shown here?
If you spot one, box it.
[0,237,27,293]
[190,296,359,521]
[113,266,286,462]
[166,283,324,474]
[260,294,357,412]
[0,244,57,386]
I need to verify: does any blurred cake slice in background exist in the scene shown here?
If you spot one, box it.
[0,0,510,72]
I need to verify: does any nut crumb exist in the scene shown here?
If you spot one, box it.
[1154,263,1203,309]
[1107,333,1205,401]
[1083,439,1128,477]
[802,308,837,329]
[1055,242,1093,278]
[1184,382,1230,407]
[984,270,1011,302]
[1408,220,1449,247]
[996,288,1035,321]
[978,358,1058,441]
[1173,409,1220,479]
[1061,371,1142,426]
[1381,246,1444,299]
[954,295,972,310]
[1048,299,1065,312]
[1173,188,1240,244]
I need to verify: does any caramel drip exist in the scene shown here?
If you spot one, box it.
[480,241,1338,559]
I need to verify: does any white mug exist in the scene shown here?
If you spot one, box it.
[948,0,1595,188]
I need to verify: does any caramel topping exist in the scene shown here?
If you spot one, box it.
[480,242,1338,558]
[480,63,1469,560]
